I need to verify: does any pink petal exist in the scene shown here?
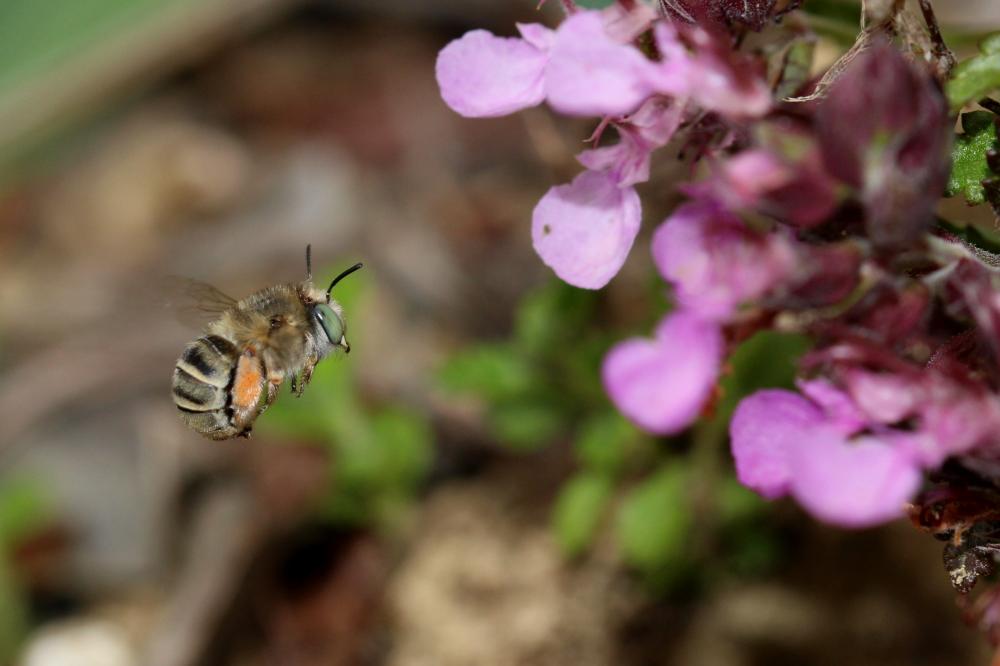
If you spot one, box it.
[436,28,549,118]
[651,202,794,319]
[603,312,722,434]
[651,22,770,118]
[788,434,921,528]
[577,97,685,187]
[843,370,919,424]
[730,390,825,499]
[601,1,659,43]
[532,170,641,289]
[797,378,866,435]
[517,22,555,51]
[544,12,659,117]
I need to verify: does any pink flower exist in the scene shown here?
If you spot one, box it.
[688,148,838,227]
[731,389,922,527]
[545,12,663,117]
[435,23,553,118]
[577,97,687,187]
[651,201,795,320]
[602,311,722,434]
[652,22,771,118]
[531,170,642,289]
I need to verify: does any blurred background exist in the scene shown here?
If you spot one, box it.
[0,1,999,665]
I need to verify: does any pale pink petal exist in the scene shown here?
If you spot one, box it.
[517,22,555,50]
[603,312,722,434]
[788,434,921,528]
[577,98,686,187]
[544,12,659,117]
[797,378,866,435]
[651,22,770,118]
[651,202,794,319]
[532,170,641,289]
[436,29,548,118]
[730,390,825,499]
[601,1,659,43]
[843,370,919,424]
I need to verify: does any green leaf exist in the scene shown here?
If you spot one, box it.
[574,0,615,8]
[438,344,536,402]
[574,410,634,475]
[0,478,53,546]
[514,280,598,354]
[946,111,999,205]
[947,33,1000,111]
[370,407,433,492]
[552,473,612,557]
[716,475,767,527]
[717,331,811,421]
[616,465,691,574]
[489,400,565,450]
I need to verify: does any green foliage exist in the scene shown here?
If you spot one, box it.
[717,330,812,421]
[438,280,810,592]
[438,344,536,402]
[552,473,612,557]
[439,280,606,450]
[574,411,633,476]
[0,478,52,662]
[574,0,616,8]
[616,465,691,579]
[262,267,432,527]
[947,33,1000,112]
[0,478,54,546]
[946,111,1000,205]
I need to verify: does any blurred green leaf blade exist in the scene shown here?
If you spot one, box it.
[552,472,612,557]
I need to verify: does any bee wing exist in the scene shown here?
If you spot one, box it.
[163,276,239,327]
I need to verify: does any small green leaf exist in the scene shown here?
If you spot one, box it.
[515,280,598,354]
[489,400,565,450]
[552,473,612,557]
[718,331,811,421]
[616,465,691,573]
[0,478,53,546]
[438,344,536,401]
[574,0,616,8]
[574,411,634,475]
[716,475,767,527]
[370,407,433,491]
[947,33,1000,111]
[946,111,999,205]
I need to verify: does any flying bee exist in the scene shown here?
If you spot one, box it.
[171,246,362,440]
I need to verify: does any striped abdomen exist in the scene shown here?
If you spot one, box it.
[172,335,240,440]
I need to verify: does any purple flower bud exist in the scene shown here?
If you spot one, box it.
[816,39,951,247]
[602,311,722,434]
[687,148,838,226]
[664,0,782,32]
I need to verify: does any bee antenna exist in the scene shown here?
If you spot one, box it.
[305,244,313,280]
[326,262,363,298]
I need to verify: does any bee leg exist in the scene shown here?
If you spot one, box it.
[258,377,282,415]
[294,356,318,398]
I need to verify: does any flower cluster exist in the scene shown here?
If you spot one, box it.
[438,0,1000,585]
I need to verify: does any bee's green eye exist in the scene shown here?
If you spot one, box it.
[314,304,344,344]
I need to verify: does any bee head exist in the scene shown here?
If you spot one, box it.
[306,256,363,355]
[312,303,349,353]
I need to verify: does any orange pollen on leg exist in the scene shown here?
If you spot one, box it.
[232,354,265,412]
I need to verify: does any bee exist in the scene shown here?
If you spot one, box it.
[171,246,362,440]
